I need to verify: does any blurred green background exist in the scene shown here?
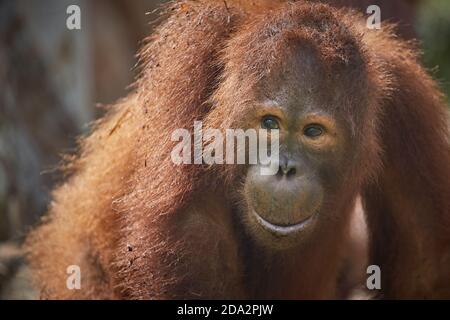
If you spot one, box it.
[419,0,450,101]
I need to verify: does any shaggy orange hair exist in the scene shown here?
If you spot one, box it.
[26,0,449,299]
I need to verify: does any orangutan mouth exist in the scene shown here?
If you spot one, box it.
[251,209,316,236]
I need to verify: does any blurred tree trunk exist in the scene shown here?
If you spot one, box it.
[0,0,93,241]
[0,0,165,241]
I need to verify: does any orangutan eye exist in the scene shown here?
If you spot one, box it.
[304,124,324,138]
[261,116,280,130]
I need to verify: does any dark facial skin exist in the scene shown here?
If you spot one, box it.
[242,47,362,248]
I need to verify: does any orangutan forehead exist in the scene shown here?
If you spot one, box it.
[249,29,366,79]
[232,4,367,81]
[250,46,369,111]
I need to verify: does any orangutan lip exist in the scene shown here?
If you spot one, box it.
[251,210,315,236]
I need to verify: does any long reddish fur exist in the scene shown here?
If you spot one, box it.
[25,0,449,299]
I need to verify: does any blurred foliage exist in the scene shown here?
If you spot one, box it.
[418,0,450,102]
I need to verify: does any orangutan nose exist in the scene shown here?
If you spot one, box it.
[278,155,298,178]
